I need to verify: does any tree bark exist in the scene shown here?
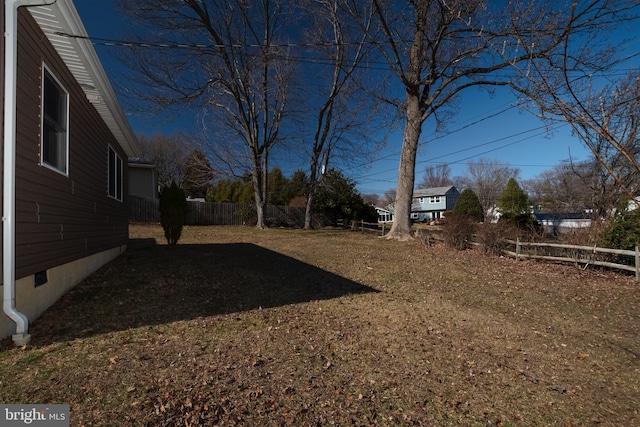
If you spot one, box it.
[304,190,315,229]
[385,92,422,240]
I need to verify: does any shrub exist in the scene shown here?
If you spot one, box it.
[236,204,257,226]
[442,213,476,250]
[601,208,640,250]
[159,182,188,245]
[499,213,542,235]
[476,221,514,255]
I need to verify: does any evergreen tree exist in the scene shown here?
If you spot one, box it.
[453,188,484,222]
[498,178,538,229]
[267,167,290,206]
[159,182,188,245]
[313,169,367,225]
[207,175,253,204]
[499,178,529,217]
[602,205,640,250]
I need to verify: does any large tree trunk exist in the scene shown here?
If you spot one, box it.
[251,151,267,230]
[304,151,320,229]
[385,92,422,240]
[304,191,315,230]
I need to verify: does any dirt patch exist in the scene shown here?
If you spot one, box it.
[1,224,638,426]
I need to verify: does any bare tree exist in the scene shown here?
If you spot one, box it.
[182,150,216,199]
[136,133,195,189]
[525,162,591,213]
[526,151,639,218]
[342,0,639,240]
[497,3,640,212]
[456,158,520,220]
[117,0,297,229]
[361,193,380,206]
[417,163,453,189]
[298,0,385,229]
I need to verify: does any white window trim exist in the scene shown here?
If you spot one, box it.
[40,64,69,176]
[108,146,123,202]
[107,145,124,202]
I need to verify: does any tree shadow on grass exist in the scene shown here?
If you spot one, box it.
[28,238,378,345]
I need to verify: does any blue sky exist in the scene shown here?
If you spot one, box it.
[74,0,639,196]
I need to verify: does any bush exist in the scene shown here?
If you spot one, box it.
[442,213,476,250]
[236,204,257,226]
[498,213,542,236]
[601,208,640,250]
[159,182,188,245]
[476,221,514,255]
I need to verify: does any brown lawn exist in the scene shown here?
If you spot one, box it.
[0,224,638,426]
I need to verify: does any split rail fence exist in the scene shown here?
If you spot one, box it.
[413,229,640,281]
[505,238,640,281]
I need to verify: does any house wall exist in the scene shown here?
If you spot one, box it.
[446,191,460,211]
[1,245,126,339]
[412,196,447,212]
[129,166,157,199]
[1,9,130,338]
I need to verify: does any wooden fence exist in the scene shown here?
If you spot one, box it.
[128,196,307,227]
[505,238,640,281]
[412,229,640,281]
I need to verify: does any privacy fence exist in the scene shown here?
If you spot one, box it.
[128,196,307,227]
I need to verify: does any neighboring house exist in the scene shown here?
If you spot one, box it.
[1,0,140,343]
[411,186,460,222]
[375,206,393,223]
[129,160,158,199]
[375,186,461,223]
[534,212,592,234]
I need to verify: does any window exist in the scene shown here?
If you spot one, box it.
[41,67,68,174]
[108,146,123,201]
[429,196,441,203]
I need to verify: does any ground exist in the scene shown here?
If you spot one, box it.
[0,224,638,426]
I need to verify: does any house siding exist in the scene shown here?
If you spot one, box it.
[3,8,129,280]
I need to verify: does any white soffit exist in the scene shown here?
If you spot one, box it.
[28,0,140,157]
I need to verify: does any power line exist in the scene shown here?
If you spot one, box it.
[354,122,562,181]
[56,31,640,76]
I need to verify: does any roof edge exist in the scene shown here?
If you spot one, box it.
[28,0,140,157]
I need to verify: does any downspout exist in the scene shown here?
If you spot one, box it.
[3,0,55,346]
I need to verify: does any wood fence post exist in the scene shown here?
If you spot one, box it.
[516,237,521,261]
[636,245,640,282]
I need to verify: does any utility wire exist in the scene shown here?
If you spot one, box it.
[55,31,640,76]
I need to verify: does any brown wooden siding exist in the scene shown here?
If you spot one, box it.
[4,8,130,279]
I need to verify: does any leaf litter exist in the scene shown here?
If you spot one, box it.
[0,224,638,426]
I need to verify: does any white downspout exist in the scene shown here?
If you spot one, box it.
[3,0,56,346]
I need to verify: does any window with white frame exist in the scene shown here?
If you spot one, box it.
[429,196,441,203]
[41,67,69,174]
[108,146,123,201]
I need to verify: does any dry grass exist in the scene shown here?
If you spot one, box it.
[1,224,639,426]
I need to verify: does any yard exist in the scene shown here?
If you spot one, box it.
[1,224,638,426]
